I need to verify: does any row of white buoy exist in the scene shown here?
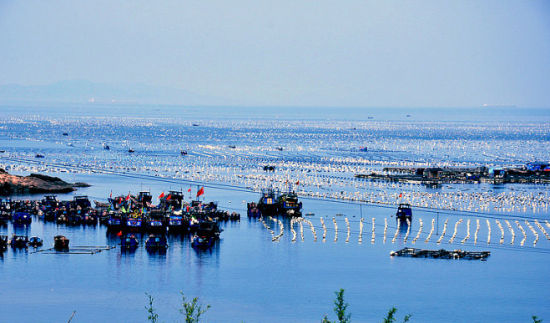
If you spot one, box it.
[262,215,550,247]
[460,219,470,244]
[516,220,527,246]
[271,217,284,242]
[358,218,364,244]
[371,218,375,244]
[495,220,504,244]
[535,220,550,240]
[506,220,515,245]
[525,220,539,246]
[437,219,449,244]
[425,219,435,243]
[412,218,423,243]
[449,219,463,244]
[392,218,400,243]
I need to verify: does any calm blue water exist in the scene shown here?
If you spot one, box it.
[0,105,549,322]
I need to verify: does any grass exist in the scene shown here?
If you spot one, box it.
[144,290,543,322]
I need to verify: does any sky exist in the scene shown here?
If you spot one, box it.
[0,0,549,107]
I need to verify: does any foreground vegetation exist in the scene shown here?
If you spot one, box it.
[140,289,542,322]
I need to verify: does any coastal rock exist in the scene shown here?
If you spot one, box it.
[0,169,89,195]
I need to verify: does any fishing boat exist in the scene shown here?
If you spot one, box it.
[191,235,215,249]
[41,195,59,210]
[145,234,168,251]
[54,235,70,250]
[0,235,7,252]
[255,188,279,215]
[72,196,92,210]
[120,234,139,250]
[145,210,167,232]
[106,212,123,230]
[191,221,222,249]
[166,191,184,210]
[137,191,152,208]
[29,236,43,247]
[277,191,302,217]
[13,212,32,225]
[167,210,187,232]
[395,203,412,222]
[246,202,262,217]
[10,235,28,248]
[125,214,144,232]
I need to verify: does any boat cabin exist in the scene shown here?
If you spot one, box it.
[395,203,412,221]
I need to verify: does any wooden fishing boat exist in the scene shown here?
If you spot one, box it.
[0,235,7,252]
[395,203,412,222]
[145,210,167,232]
[13,212,32,225]
[54,235,70,250]
[277,191,302,217]
[10,235,28,248]
[145,234,168,251]
[121,234,139,250]
[29,236,43,247]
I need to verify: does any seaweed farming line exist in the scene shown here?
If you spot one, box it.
[2,155,549,224]
[255,216,550,254]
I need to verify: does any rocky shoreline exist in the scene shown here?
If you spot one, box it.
[0,168,89,195]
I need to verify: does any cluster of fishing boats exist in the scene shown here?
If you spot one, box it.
[247,188,303,217]
[0,190,239,250]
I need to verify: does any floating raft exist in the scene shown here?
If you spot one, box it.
[33,246,114,255]
[390,247,490,260]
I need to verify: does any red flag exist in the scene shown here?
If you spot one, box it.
[126,193,131,201]
[166,194,172,201]
[187,188,192,192]
[295,180,300,185]
[196,187,204,197]
[398,193,403,198]
[159,192,165,199]
[116,230,122,237]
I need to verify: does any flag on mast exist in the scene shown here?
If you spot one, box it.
[196,186,205,197]
[159,192,165,199]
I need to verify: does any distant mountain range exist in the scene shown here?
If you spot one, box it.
[0,80,230,106]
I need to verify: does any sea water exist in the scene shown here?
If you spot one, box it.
[0,105,549,322]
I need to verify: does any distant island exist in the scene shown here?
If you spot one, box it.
[0,169,89,195]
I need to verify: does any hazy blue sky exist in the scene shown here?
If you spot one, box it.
[1,0,549,107]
